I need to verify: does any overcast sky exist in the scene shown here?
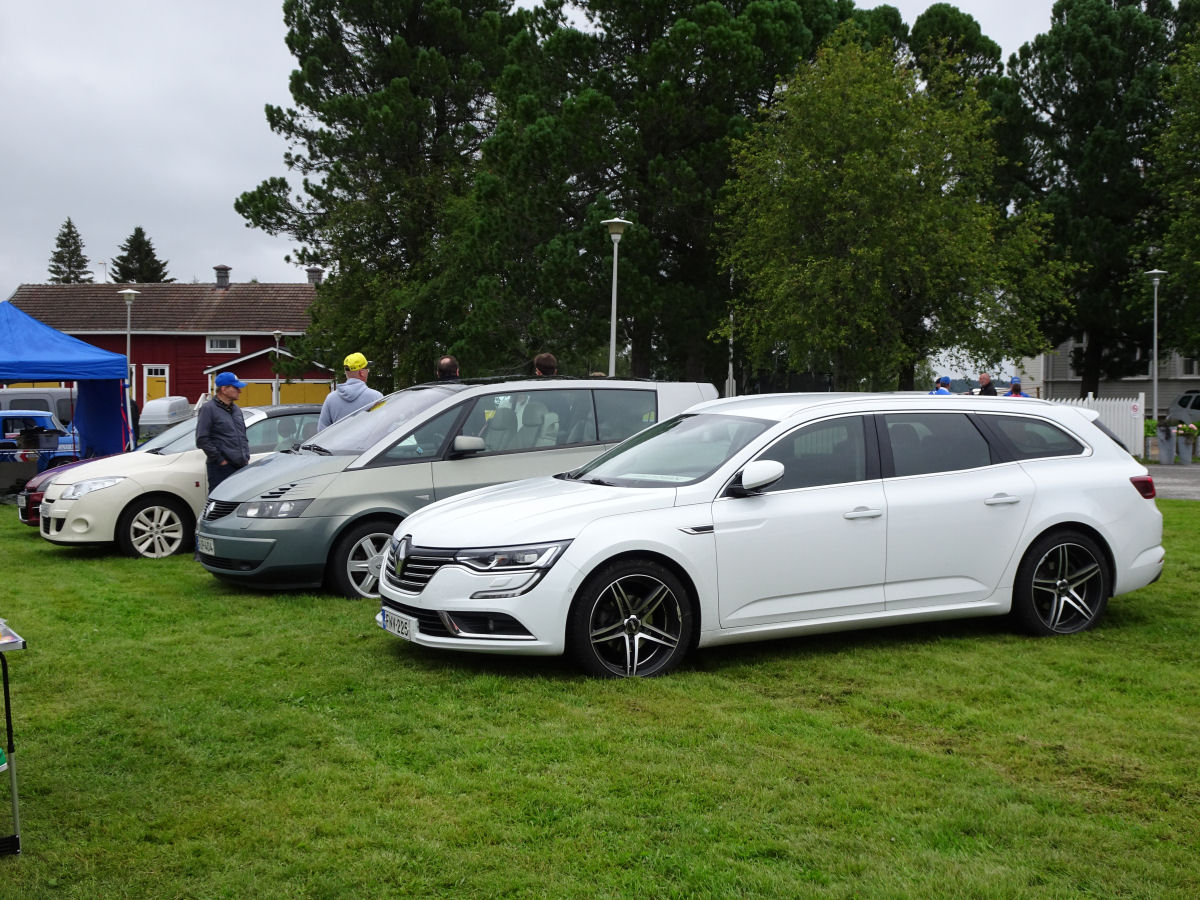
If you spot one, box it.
[1,1,1055,295]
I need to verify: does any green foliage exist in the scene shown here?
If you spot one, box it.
[1153,30,1200,357]
[236,0,517,386]
[1006,0,1181,396]
[719,28,1068,389]
[109,226,173,283]
[1,506,1198,897]
[46,217,93,284]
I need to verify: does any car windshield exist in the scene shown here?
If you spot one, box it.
[303,385,460,456]
[139,416,200,454]
[569,413,771,487]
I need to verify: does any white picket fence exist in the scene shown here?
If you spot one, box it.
[1047,393,1146,455]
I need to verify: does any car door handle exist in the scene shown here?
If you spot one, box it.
[843,507,883,519]
[985,493,1021,506]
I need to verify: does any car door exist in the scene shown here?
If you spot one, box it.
[713,415,887,627]
[879,412,1034,610]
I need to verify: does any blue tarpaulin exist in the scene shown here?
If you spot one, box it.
[0,300,130,456]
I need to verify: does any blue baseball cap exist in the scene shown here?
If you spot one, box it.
[1010,376,1021,384]
[215,371,246,389]
[938,376,950,386]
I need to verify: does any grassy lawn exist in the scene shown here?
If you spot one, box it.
[0,503,1196,899]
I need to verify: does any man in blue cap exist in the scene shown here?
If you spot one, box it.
[929,376,952,395]
[1004,376,1029,398]
[196,371,251,491]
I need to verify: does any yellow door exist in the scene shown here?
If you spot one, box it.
[281,382,333,404]
[240,382,273,406]
[146,376,167,401]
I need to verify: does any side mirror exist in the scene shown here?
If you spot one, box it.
[730,459,785,496]
[452,435,486,456]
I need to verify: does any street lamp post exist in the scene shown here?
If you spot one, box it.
[118,288,140,448]
[601,217,632,377]
[273,330,283,404]
[1146,269,1167,422]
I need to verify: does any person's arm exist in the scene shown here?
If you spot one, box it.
[194,404,222,463]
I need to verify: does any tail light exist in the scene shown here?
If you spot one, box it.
[1130,476,1156,499]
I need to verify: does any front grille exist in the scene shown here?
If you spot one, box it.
[203,500,239,521]
[198,553,255,572]
[384,538,456,593]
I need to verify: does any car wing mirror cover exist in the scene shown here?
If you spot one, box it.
[453,435,486,455]
[734,459,785,495]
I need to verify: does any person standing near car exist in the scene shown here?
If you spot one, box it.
[318,352,383,429]
[533,352,557,376]
[978,372,997,396]
[436,355,461,381]
[196,371,250,492]
[928,376,952,395]
[1005,377,1029,397]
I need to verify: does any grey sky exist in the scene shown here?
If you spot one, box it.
[1,1,1054,294]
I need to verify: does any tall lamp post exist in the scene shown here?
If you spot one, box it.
[601,217,632,377]
[118,288,140,448]
[1146,269,1167,422]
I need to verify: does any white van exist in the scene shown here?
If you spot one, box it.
[0,387,75,430]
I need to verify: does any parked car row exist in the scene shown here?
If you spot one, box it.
[15,382,1165,678]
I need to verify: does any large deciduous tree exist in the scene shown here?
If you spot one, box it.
[719,30,1067,389]
[1153,31,1200,358]
[47,217,93,284]
[236,0,516,386]
[110,226,173,283]
[1007,0,1185,397]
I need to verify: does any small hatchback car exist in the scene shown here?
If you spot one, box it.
[196,377,717,598]
[376,393,1164,677]
[39,405,321,558]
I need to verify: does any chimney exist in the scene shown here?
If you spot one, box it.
[214,265,231,289]
[306,266,324,285]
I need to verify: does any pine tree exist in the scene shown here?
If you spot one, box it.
[110,226,174,283]
[47,217,94,284]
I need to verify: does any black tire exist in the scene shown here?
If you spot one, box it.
[328,519,398,599]
[566,558,695,678]
[1012,530,1110,636]
[116,495,194,559]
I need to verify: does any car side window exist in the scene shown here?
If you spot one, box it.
[985,414,1084,460]
[595,390,657,442]
[378,407,462,461]
[884,413,992,476]
[756,416,868,492]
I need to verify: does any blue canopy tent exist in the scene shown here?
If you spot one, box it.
[0,300,130,456]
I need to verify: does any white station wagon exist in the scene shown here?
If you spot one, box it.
[377,393,1164,677]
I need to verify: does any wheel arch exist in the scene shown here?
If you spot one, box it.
[121,490,197,526]
[1021,520,1115,586]
[569,548,703,641]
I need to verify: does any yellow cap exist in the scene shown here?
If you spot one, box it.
[344,352,370,371]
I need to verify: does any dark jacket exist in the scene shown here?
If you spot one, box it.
[196,398,250,468]
[978,383,997,396]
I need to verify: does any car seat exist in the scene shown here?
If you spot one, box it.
[484,406,518,452]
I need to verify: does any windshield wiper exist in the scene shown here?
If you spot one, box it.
[300,442,331,455]
[580,477,617,486]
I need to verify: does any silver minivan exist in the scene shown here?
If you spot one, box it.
[195,378,718,597]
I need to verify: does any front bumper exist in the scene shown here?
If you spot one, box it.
[195,514,335,588]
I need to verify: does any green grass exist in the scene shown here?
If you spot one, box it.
[0,504,1197,899]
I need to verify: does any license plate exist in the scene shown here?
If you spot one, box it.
[17,495,26,508]
[197,536,215,555]
[381,607,415,641]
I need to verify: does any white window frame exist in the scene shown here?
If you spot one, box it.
[206,335,241,354]
[142,364,170,403]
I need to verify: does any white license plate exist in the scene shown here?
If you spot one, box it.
[197,536,215,555]
[381,608,415,641]
[17,495,26,508]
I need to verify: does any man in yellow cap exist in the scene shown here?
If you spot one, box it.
[318,352,383,429]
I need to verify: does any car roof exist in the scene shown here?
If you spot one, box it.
[687,391,1058,424]
[1,408,59,419]
[251,404,323,417]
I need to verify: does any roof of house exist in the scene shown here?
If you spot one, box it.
[5,279,317,335]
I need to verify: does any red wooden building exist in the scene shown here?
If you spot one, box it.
[5,265,333,406]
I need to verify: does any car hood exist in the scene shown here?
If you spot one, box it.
[400,476,678,547]
[208,450,352,501]
[45,448,185,484]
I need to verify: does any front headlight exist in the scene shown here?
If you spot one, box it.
[454,541,571,572]
[61,476,125,499]
[238,498,313,519]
